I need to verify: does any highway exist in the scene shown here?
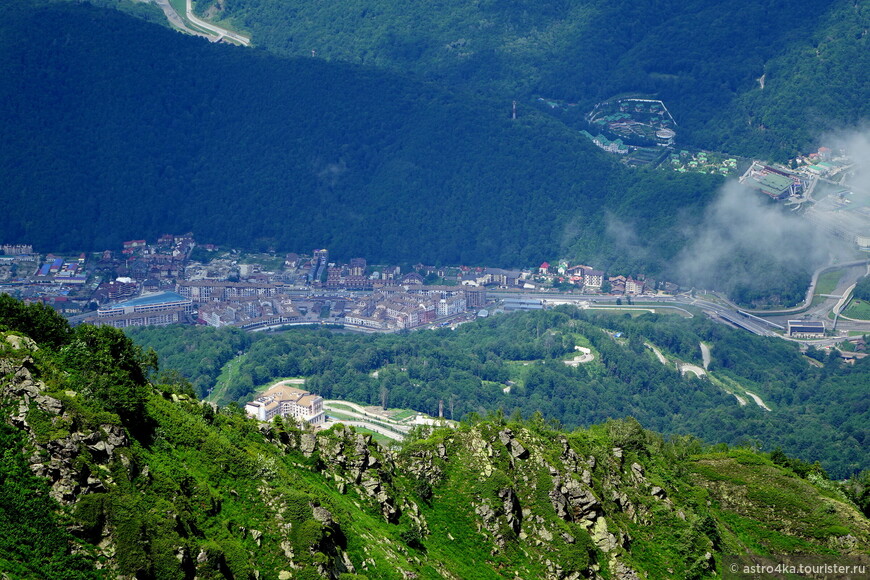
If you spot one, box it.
[489,290,815,341]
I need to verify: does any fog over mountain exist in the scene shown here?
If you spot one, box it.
[676,181,849,297]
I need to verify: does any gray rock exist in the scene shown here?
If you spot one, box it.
[35,395,63,415]
[312,507,334,525]
[612,560,640,580]
[549,475,601,524]
[630,462,646,485]
[300,433,317,456]
[498,429,514,447]
[5,334,38,351]
[498,487,522,535]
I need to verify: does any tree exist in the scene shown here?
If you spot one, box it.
[0,294,73,349]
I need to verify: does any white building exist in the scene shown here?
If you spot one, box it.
[245,384,325,426]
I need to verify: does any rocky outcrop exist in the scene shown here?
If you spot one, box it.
[268,423,415,526]
[498,428,529,460]
[28,423,127,503]
[499,486,523,535]
[549,474,601,524]
[2,339,128,506]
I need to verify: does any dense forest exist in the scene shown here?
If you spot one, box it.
[0,1,718,271]
[194,0,869,159]
[129,308,870,479]
[2,295,869,578]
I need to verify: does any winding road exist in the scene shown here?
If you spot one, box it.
[185,0,251,46]
[152,0,251,45]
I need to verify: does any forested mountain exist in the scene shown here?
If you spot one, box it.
[198,0,870,159]
[2,297,869,578]
[0,1,725,275]
[128,308,870,480]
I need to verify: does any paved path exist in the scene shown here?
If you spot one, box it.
[700,342,711,370]
[744,390,772,412]
[679,363,707,378]
[185,0,251,45]
[564,346,594,366]
[645,343,670,366]
[323,401,412,433]
[153,0,202,35]
[323,419,404,441]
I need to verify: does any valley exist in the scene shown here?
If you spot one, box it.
[0,1,869,576]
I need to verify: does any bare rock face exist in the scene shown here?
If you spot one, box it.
[498,487,523,535]
[299,433,317,456]
[630,462,646,485]
[611,560,641,580]
[4,333,38,351]
[549,475,601,524]
[559,437,583,472]
[2,349,129,506]
[498,428,530,460]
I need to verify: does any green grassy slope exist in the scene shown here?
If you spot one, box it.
[1,297,868,578]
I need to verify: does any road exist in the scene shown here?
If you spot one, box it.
[322,419,405,441]
[700,342,711,370]
[152,0,252,45]
[185,0,251,45]
[491,283,870,344]
[728,259,870,317]
[744,391,772,412]
[323,400,412,434]
[498,289,762,333]
[153,0,202,36]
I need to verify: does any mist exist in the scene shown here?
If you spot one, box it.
[822,127,870,200]
[675,179,852,306]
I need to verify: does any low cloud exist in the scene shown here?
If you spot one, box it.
[675,180,850,293]
[821,126,870,201]
[676,126,870,297]
[604,212,649,260]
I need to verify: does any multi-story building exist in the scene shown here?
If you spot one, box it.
[177,280,280,301]
[94,291,193,328]
[583,269,605,289]
[464,287,487,308]
[437,294,466,317]
[1,244,33,256]
[244,384,325,426]
[625,278,644,295]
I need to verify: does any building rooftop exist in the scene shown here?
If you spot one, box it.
[115,291,188,308]
[788,320,824,329]
[747,172,793,197]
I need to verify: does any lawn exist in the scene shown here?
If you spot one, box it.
[814,270,843,297]
[842,298,870,320]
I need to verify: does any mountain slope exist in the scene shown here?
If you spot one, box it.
[198,0,869,157]
[127,307,870,479]
[0,0,722,272]
[2,300,868,578]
